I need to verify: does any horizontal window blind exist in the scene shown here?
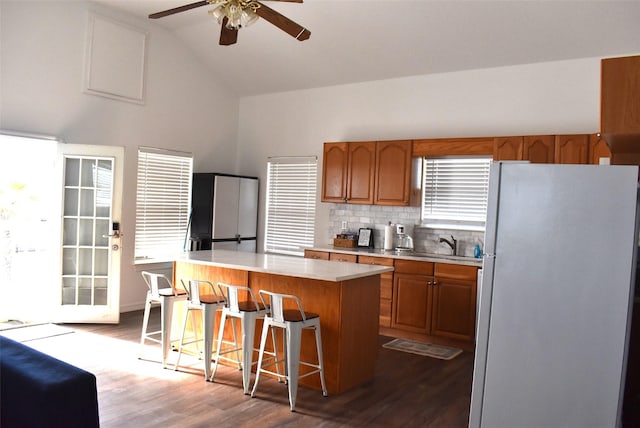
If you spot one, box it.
[265,157,317,256]
[135,148,193,259]
[421,157,491,227]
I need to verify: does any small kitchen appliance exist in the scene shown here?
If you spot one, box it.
[394,224,413,253]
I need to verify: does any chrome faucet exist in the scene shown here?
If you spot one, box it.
[439,235,457,256]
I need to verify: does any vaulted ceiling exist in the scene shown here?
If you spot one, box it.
[96,0,640,96]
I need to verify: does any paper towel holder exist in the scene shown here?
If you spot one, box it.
[357,228,374,248]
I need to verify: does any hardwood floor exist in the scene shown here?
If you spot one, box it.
[20,310,474,428]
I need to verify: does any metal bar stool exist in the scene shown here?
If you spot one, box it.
[211,283,281,394]
[251,290,328,411]
[139,271,187,368]
[174,279,227,380]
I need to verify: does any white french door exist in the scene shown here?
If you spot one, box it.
[54,144,124,323]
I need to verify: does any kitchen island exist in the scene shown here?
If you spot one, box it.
[172,250,393,394]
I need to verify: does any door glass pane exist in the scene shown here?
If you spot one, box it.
[80,189,94,216]
[95,219,109,247]
[78,248,93,275]
[79,219,94,246]
[62,248,76,275]
[64,189,79,216]
[81,159,96,187]
[78,277,92,305]
[95,277,108,305]
[63,219,78,245]
[94,249,108,276]
[62,281,76,305]
[96,160,112,217]
[65,158,80,186]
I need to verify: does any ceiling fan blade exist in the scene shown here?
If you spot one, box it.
[149,1,209,19]
[219,17,239,45]
[254,2,311,41]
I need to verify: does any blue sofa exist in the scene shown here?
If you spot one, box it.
[0,335,99,428]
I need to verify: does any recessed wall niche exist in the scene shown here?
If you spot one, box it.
[83,13,148,104]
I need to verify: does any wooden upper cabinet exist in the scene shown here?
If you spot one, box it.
[601,55,640,137]
[374,140,412,206]
[494,136,523,160]
[588,134,612,165]
[346,142,376,204]
[555,134,589,164]
[523,135,555,163]
[322,140,414,206]
[321,142,348,202]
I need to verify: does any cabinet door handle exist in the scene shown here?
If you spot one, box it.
[432,280,438,286]
[427,281,432,286]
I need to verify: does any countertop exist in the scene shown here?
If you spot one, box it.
[174,249,394,282]
[310,246,484,267]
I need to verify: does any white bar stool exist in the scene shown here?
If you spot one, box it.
[139,271,187,368]
[211,283,279,394]
[251,290,328,411]
[174,279,227,380]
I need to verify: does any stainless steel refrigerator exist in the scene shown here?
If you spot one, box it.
[469,162,639,428]
[190,173,258,252]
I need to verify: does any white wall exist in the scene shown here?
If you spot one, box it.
[0,1,240,312]
[237,57,610,251]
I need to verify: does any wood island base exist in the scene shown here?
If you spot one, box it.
[173,261,382,395]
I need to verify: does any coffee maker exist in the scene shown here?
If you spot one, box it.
[394,224,414,253]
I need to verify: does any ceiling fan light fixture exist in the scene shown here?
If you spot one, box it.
[209,5,226,24]
[241,9,259,27]
[208,0,261,29]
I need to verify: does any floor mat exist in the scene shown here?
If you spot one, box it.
[382,338,462,360]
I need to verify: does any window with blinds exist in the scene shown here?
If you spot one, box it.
[135,147,193,259]
[421,157,491,230]
[264,157,317,256]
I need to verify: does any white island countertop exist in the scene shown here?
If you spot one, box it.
[174,250,393,282]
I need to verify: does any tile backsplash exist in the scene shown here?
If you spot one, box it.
[328,204,485,257]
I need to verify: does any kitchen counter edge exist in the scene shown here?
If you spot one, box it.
[172,250,393,282]
[310,247,483,267]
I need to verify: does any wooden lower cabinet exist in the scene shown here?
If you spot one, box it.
[391,259,478,348]
[392,272,434,334]
[431,264,478,342]
[303,249,330,260]
[359,255,394,328]
[391,260,435,334]
[307,251,479,349]
[329,252,358,263]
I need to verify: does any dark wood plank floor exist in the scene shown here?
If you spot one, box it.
[21,310,474,428]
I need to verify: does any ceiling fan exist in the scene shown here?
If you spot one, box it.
[149,0,310,46]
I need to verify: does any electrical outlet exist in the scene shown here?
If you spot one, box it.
[341,221,348,231]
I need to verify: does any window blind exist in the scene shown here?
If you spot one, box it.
[135,148,193,259]
[421,157,491,228]
[265,157,317,256]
